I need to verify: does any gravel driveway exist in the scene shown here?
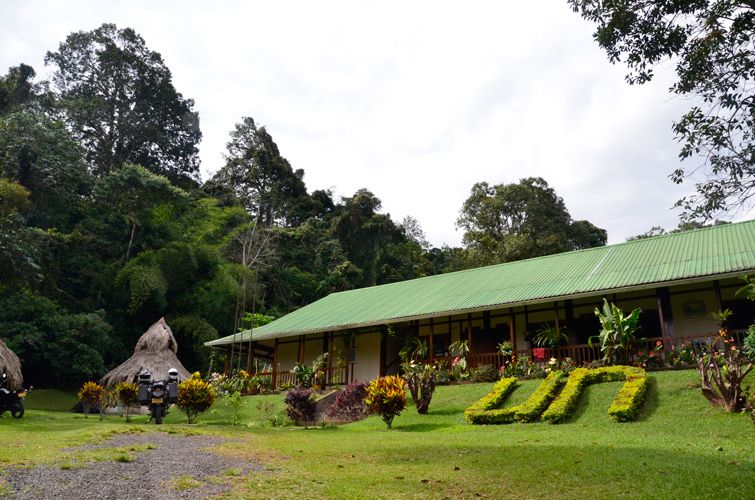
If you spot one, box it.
[2,432,261,499]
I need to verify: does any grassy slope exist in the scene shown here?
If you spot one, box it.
[1,370,753,499]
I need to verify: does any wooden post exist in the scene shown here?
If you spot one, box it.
[713,280,723,312]
[524,305,530,346]
[508,307,516,346]
[223,349,231,376]
[553,302,560,330]
[656,287,675,349]
[271,339,279,388]
[327,332,334,386]
[467,313,474,362]
[246,342,255,373]
[380,328,387,376]
[429,318,435,362]
[298,335,305,364]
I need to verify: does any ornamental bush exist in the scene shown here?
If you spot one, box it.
[325,382,369,423]
[177,372,216,424]
[115,382,139,422]
[365,376,407,428]
[284,388,317,426]
[473,364,500,383]
[78,381,106,419]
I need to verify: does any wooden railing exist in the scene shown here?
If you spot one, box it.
[256,365,350,389]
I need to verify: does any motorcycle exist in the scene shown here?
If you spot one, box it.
[137,368,178,424]
[0,371,27,419]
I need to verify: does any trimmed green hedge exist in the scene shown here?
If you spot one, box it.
[464,377,519,424]
[465,371,564,424]
[542,366,647,423]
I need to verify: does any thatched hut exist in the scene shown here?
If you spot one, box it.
[100,318,191,387]
[0,338,23,390]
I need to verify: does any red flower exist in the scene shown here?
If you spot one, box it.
[452,357,459,367]
[656,340,662,347]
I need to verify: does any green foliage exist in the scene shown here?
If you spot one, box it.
[542,366,647,423]
[472,364,500,383]
[533,323,568,348]
[0,292,112,386]
[284,388,317,426]
[569,1,755,220]
[177,372,216,424]
[590,299,642,364]
[365,376,407,429]
[456,177,606,265]
[45,23,201,181]
[744,325,755,359]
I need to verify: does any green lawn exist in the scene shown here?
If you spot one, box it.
[1,370,753,499]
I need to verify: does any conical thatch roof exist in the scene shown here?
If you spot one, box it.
[0,338,23,390]
[100,318,191,387]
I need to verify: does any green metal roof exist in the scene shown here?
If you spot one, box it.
[206,219,755,346]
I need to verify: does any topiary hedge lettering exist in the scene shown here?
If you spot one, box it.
[541,365,647,423]
[466,366,648,425]
[465,371,565,424]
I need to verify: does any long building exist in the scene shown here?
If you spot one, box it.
[206,220,755,386]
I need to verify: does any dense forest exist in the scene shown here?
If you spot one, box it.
[0,24,608,387]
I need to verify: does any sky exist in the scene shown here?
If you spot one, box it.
[2,0,749,247]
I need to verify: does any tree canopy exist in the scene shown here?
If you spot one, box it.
[569,1,755,221]
[45,23,201,182]
[457,177,607,265]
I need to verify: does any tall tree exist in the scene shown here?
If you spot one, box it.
[0,64,42,115]
[208,116,308,226]
[93,163,187,263]
[569,1,755,220]
[457,177,606,265]
[45,23,201,181]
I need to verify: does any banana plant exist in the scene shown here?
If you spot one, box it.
[589,299,642,364]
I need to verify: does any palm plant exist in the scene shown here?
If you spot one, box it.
[532,324,568,348]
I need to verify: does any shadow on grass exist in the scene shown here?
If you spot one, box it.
[636,376,659,422]
[396,423,453,432]
[427,408,464,416]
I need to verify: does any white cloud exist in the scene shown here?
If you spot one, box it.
[0,0,725,247]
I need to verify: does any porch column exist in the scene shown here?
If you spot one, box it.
[246,341,256,373]
[656,287,675,347]
[553,302,560,330]
[508,307,516,346]
[565,299,576,344]
[271,339,279,388]
[326,332,334,386]
[713,280,723,312]
[298,335,305,364]
[380,327,387,376]
[467,313,474,361]
[223,349,231,376]
[429,318,435,362]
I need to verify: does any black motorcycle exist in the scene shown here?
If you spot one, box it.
[138,368,178,424]
[0,371,27,419]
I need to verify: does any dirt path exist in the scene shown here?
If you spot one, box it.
[2,432,261,499]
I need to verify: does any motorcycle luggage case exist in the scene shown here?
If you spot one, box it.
[138,384,150,405]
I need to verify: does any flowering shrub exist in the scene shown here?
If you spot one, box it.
[78,381,106,418]
[284,388,317,425]
[178,372,216,424]
[325,382,369,423]
[365,376,407,428]
[115,382,139,422]
[500,355,546,379]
